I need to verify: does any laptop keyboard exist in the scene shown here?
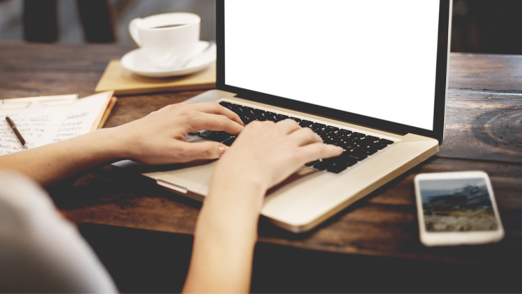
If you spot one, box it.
[193,101,394,174]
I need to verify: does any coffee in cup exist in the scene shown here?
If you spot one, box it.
[129,12,200,68]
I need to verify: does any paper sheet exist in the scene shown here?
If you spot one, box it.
[0,92,112,155]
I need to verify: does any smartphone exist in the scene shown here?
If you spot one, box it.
[414,171,504,246]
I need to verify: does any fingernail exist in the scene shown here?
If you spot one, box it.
[336,146,344,153]
[315,133,323,142]
[218,146,227,157]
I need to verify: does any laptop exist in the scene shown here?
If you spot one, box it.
[116,0,452,233]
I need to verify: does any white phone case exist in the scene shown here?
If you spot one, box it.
[414,171,504,246]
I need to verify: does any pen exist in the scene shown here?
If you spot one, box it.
[5,116,28,149]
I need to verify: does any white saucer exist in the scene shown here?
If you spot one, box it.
[121,41,216,78]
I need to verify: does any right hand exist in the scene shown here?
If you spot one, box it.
[186,119,343,294]
[211,119,343,200]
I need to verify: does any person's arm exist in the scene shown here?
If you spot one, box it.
[183,119,343,293]
[0,102,244,186]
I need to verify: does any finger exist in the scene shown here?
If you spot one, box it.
[176,141,228,162]
[297,143,344,164]
[191,102,245,126]
[287,127,323,146]
[190,112,244,134]
[277,119,301,134]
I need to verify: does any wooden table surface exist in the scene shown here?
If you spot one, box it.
[1,41,522,273]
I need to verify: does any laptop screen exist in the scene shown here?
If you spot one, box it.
[218,0,451,140]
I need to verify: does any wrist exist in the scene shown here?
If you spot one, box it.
[97,126,134,161]
[196,172,267,239]
[209,171,267,210]
[87,128,127,162]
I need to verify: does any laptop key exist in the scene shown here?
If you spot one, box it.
[352,132,365,139]
[208,131,234,142]
[312,123,326,133]
[380,139,394,145]
[222,136,236,146]
[326,161,349,173]
[339,129,352,137]
[197,130,214,139]
[374,138,393,150]
[300,120,314,128]
[305,160,320,167]
[337,152,359,165]
[231,105,244,115]
[324,136,338,145]
[219,101,233,109]
[312,160,328,170]
[265,112,278,122]
[347,148,368,161]
[326,126,339,134]
[366,135,380,143]
[290,117,301,123]
[215,102,386,174]
[312,158,349,173]
[276,114,289,122]
[364,145,380,156]
[253,111,267,121]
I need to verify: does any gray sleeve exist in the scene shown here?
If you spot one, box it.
[0,170,118,293]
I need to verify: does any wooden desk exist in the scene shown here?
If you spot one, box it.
[1,41,521,292]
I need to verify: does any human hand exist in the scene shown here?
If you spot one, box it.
[211,119,344,197]
[186,120,343,294]
[112,102,244,165]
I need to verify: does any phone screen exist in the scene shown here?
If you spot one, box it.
[418,178,499,232]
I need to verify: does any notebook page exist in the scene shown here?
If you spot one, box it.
[51,92,112,142]
[0,107,68,154]
[0,92,112,155]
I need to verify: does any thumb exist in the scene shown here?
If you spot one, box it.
[179,141,228,162]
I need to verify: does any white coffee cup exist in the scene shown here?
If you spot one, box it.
[129,12,201,68]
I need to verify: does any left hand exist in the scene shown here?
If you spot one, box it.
[111,102,245,165]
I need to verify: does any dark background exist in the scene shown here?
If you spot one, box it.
[1,0,522,54]
[451,0,522,54]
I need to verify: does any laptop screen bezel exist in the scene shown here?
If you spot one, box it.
[216,0,451,142]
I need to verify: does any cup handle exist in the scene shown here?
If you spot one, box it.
[129,18,142,46]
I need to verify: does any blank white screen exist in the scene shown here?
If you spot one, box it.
[224,0,441,130]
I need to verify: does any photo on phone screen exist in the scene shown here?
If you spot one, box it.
[418,178,499,232]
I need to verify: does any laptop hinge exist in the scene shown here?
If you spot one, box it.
[156,180,188,194]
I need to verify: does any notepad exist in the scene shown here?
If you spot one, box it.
[0,91,116,155]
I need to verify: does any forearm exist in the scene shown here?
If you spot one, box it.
[0,101,245,187]
[183,179,265,293]
[0,128,124,186]
[184,218,257,293]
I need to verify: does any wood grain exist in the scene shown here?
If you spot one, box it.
[439,89,522,162]
[448,53,522,92]
[56,157,522,265]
